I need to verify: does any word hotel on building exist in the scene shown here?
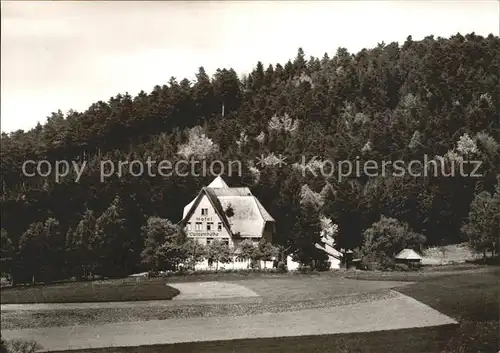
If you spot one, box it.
[179,176,276,269]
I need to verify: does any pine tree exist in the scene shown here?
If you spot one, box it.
[264,64,274,86]
[213,68,242,113]
[18,222,46,284]
[193,66,215,122]
[42,217,65,282]
[251,61,265,91]
[93,196,128,276]
[294,48,306,74]
[462,182,500,258]
[71,209,97,279]
[291,200,327,268]
[0,229,14,277]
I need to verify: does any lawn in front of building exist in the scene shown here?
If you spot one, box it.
[0,277,180,304]
[42,267,499,353]
[1,272,407,330]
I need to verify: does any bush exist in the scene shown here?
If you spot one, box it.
[361,216,426,261]
[5,339,42,353]
[159,267,287,277]
[147,270,159,278]
[176,265,190,275]
[314,260,331,271]
[380,256,395,270]
[394,263,410,272]
[359,256,377,271]
[410,262,423,270]
[359,253,399,271]
[466,255,500,266]
[0,276,11,288]
[360,253,387,271]
[298,264,314,273]
[276,261,287,272]
[0,335,6,353]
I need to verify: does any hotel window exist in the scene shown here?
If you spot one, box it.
[217,222,223,231]
[186,222,191,231]
[222,239,229,246]
[195,222,202,231]
[207,222,213,231]
[201,208,208,216]
[207,238,213,245]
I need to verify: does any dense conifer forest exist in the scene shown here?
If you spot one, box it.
[1,33,499,282]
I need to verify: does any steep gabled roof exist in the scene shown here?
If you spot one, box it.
[208,175,229,188]
[315,241,343,260]
[204,187,233,233]
[210,187,252,197]
[182,198,196,219]
[180,187,233,236]
[180,176,275,238]
[217,195,261,237]
[254,198,275,222]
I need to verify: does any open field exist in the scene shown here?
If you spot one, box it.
[0,278,180,304]
[3,291,456,352]
[1,290,396,330]
[344,265,492,282]
[0,270,407,305]
[1,275,409,329]
[421,243,482,265]
[2,264,489,305]
[2,267,498,353]
[36,267,499,353]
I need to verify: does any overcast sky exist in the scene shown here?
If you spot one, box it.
[1,1,499,133]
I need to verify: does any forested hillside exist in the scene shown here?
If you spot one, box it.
[1,33,499,280]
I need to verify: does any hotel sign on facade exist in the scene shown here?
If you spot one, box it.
[195,217,212,222]
[186,216,225,238]
[187,232,221,237]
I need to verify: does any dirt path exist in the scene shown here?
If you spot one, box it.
[2,291,457,352]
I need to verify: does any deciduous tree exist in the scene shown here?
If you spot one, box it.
[206,240,231,270]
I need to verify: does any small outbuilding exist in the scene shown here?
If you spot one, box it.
[395,249,423,268]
